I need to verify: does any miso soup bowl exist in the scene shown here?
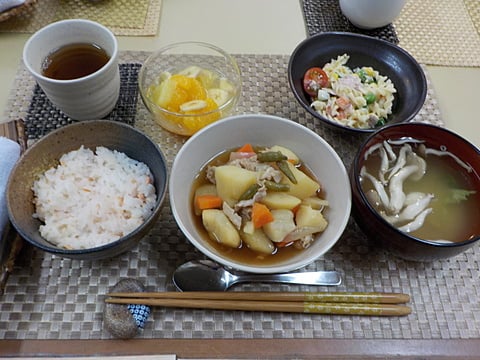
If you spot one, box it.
[170,114,351,274]
[350,123,480,261]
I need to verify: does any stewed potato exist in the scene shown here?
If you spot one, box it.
[193,143,329,259]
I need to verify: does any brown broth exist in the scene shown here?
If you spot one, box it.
[42,43,110,80]
[361,144,480,242]
[191,147,327,266]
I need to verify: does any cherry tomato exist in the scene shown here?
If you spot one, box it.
[303,67,329,97]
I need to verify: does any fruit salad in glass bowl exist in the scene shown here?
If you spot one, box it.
[139,42,241,136]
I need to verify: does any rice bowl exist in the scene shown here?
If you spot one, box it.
[7,120,168,260]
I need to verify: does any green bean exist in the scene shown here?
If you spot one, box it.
[257,151,287,163]
[264,180,290,192]
[238,183,260,201]
[277,160,297,184]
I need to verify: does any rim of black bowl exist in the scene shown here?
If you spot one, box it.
[352,122,480,247]
[7,120,168,257]
[287,32,428,134]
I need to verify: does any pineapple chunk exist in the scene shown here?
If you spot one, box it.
[215,165,257,206]
[281,162,320,199]
[263,209,296,243]
[202,209,241,248]
[219,77,235,93]
[197,68,216,88]
[261,192,301,210]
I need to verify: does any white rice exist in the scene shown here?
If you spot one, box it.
[32,146,157,249]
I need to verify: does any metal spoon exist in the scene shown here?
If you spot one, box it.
[172,260,342,291]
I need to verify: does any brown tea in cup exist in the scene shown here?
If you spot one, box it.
[41,42,110,80]
[23,19,120,120]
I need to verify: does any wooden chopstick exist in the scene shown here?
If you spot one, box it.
[105,291,412,317]
[107,291,410,304]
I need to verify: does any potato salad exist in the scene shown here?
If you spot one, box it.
[304,54,397,129]
[193,144,329,258]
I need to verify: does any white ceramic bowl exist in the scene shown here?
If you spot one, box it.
[339,0,406,29]
[169,114,351,274]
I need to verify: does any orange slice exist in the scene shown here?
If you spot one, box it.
[153,74,207,112]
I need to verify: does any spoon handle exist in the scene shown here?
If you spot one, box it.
[236,271,342,286]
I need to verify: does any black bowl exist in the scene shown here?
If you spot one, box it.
[288,32,427,134]
[350,123,480,261]
[7,120,168,260]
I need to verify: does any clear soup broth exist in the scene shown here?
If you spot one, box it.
[361,141,480,243]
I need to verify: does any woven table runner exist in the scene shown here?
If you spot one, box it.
[1,52,479,341]
[302,0,480,67]
[0,0,161,36]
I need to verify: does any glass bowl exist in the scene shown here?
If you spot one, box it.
[139,41,242,136]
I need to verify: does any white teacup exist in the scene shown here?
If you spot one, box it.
[339,0,406,30]
[23,19,120,120]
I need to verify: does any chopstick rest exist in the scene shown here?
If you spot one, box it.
[103,279,151,339]
[106,291,412,317]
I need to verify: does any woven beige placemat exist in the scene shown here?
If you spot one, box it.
[0,0,161,36]
[302,0,480,67]
[394,0,480,67]
[2,52,480,341]
[465,0,480,35]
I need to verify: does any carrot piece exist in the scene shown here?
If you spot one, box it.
[195,194,223,210]
[291,204,301,214]
[252,202,274,228]
[237,143,254,153]
[276,239,294,248]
